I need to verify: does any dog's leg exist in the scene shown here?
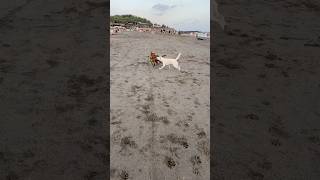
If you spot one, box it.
[159,64,165,70]
[172,62,180,71]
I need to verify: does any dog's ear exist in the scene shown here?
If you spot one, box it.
[162,55,167,57]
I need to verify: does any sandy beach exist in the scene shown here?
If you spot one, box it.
[1,0,108,179]
[1,0,319,179]
[110,32,210,180]
[212,0,320,179]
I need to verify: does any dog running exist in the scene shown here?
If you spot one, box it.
[156,53,182,71]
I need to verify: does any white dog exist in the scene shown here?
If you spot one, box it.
[156,53,181,71]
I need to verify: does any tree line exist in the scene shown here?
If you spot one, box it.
[111,15,153,26]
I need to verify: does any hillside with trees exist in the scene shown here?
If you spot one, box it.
[111,14,153,26]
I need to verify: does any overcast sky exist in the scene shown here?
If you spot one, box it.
[111,0,210,32]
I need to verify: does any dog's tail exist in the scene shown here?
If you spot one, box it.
[175,53,181,60]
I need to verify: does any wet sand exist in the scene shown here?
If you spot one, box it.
[110,32,210,180]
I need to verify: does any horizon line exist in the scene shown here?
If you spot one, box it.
[110,14,210,32]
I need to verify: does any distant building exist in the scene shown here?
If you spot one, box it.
[110,21,179,35]
[179,31,200,37]
[137,27,152,32]
[110,23,125,27]
[124,22,136,29]
[153,23,162,28]
[137,22,151,28]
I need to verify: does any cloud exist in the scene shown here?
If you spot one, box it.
[111,0,210,31]
[152,3,176,15]
[172,18,209,32]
